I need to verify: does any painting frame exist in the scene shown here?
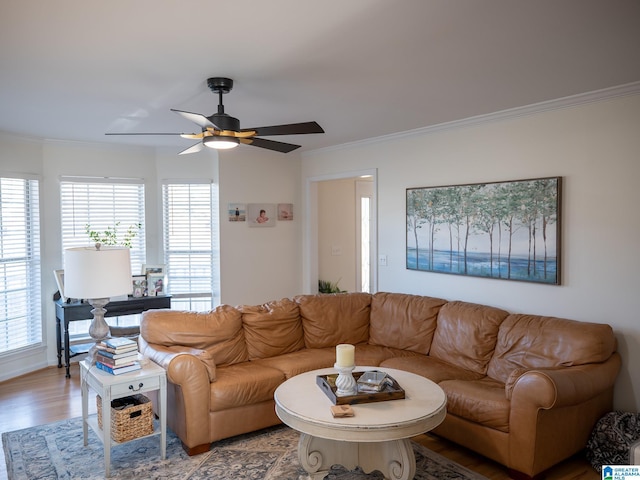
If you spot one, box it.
[54,269,67,302]
[228,203,246,222]
[147,273,165,296]
[247,203,276,227]
[141,264,165,296]
[406,176,562,285]
[131,274,147,298]
[141,264,165,276]
[277,203,294,221]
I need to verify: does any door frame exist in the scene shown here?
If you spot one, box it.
[303,168,378,294]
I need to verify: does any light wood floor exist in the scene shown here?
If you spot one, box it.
[0,364,599,480]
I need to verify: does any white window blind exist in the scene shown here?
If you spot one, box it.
[60,178,146,336]
[162,181,219,310]
[60,177,146,273]
[0,176,42,354]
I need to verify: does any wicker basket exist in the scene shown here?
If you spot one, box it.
[96,394,154,442]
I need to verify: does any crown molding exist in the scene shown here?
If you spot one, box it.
[305,81,640,156]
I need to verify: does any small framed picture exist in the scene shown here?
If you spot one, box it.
[53,269,66,302]
[141,264,166,296]
[248,203,276,227]
[131,275,147,298]
[278,203,293,221]
[228,203,246,222]
[141,264,165,276]
[147,273,165,296]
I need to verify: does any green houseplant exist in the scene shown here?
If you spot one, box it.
[318,279,346,294]
[85,222,141,248]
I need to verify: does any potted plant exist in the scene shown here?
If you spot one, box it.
[318,279,346,294]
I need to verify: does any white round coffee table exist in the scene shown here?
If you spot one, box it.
[274,366,446,480]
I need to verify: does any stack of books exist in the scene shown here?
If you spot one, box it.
[95,337,141,375]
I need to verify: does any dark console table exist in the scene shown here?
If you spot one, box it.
[55,295,171,378]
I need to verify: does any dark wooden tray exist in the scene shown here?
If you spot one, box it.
[316,370,405,405]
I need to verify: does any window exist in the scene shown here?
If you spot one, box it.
[162,181,219,310]
[360,196,371,293]
[356,180,373,293]
[60,177,146,335]
[60,177,146,271]
[0,176,42,354]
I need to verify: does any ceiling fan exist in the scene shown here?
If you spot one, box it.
[106,77,324,155]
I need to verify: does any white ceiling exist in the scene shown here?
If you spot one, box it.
[1,0,639,155]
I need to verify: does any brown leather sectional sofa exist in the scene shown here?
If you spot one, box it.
[139,292,620,479]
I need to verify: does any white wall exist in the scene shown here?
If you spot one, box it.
[217,146,302,306]
[302,93,640,412]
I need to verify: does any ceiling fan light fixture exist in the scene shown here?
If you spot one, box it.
[203,136,239,150]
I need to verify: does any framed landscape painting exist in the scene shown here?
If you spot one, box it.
[406,177,561,284]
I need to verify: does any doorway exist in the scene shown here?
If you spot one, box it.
[305,170,377,294]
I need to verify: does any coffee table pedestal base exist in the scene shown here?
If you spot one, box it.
[298,433,416,480]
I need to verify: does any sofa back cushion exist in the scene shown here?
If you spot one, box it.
[240,298,305,360]
[369,292,447,354]
[487,314,617,383]
[430,301,509,375]
[295,293,371,348]
[140,305,248,366]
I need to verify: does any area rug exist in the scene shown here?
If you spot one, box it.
[2,417,488,480]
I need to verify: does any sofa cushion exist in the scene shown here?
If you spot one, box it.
[253,348,336,379]
[487,314,618,383]
[380,355,485,383]
[355,344,421,367]
[240,298,305,360]
[141,306,248,366]
[429,301,508,376]
[295,293,371,348]
[369,292,447,354]
[210,362,285,412]
[439,378,511,433]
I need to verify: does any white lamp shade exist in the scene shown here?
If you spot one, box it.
[64,246,132,299]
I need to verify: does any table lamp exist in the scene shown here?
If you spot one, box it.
[64,244,132,364]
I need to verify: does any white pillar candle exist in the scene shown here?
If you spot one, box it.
[336,344,355,367]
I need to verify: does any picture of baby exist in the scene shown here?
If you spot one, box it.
[247,204,276,227]
[256,209,269,223]
[278,203,293,221]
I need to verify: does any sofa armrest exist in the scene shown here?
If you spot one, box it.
[140,337,217,382]
[507,353,621,476]
[139,336,214,449]
[509,353,621,408]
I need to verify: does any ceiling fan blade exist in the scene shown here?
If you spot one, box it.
[241,121,324,137]
[105,132,188,136]
[171,109,219,130]
[178,142,204,155]
[240,137,301,153]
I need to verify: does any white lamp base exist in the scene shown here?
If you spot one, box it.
[87,297,111,365]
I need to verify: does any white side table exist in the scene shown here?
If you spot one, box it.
[80,359,167,477]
